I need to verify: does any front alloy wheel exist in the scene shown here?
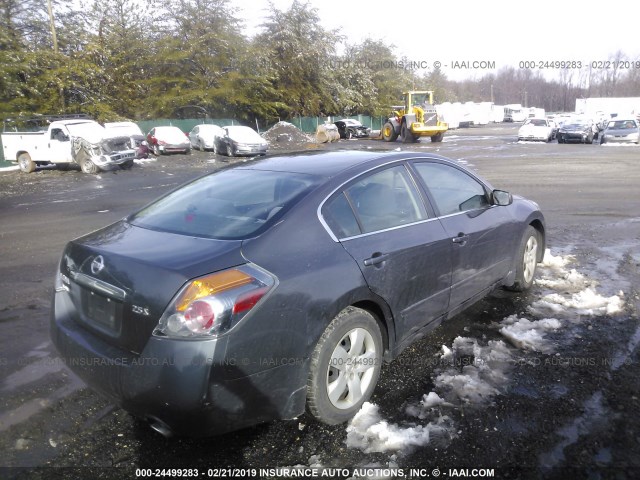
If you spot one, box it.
[307,307,383,425]
[505,225,540,292]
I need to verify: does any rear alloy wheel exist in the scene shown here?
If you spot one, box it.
[81,158,99,174]
[382,122,398,142]
[226,144,235,157]
[307,307,383,425]
[18,153,36,173]
[505,225,541,292]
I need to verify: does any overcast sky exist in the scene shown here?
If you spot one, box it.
[232,0,639,81]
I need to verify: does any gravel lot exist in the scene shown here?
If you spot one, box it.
[1,123,639,479]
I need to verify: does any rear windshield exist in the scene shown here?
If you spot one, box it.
[130,169,321,239]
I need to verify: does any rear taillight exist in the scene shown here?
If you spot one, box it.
[153,264,276,338]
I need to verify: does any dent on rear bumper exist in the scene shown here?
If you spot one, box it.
[50,292,307,436]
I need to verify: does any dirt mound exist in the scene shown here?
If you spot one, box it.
[263,121,315,148]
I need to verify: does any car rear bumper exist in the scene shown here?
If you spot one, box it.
[51,290,307,436]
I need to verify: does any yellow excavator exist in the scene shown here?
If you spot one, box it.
[381,91,448,143]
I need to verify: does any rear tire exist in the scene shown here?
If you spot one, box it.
[18,153,36,173]
[226,144,235,157]
[505,225,541,292]
[307,307,383,425]
[401,123,415,143]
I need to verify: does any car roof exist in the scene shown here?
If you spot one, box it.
[237,150,454,178]
[53,120,98,127]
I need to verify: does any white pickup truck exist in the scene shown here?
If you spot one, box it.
[2,115,136,174]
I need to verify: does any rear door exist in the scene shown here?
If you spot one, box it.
[410,161,515,309]
[322,164,452,345]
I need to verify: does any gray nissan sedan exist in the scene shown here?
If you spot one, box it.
[51,151,545,437]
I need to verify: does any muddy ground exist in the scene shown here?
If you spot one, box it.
[0,124,639,479]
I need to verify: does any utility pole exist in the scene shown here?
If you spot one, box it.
[47,0,58,53]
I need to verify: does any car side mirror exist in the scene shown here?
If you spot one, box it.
[493,189,512,206]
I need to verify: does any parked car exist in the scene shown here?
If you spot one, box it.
[2,115,135,174]
[188,124,225,152]
[600,119,640,144]
[517,118,554,142]
[146,126,191,155]
[334,119,371,139]
[105,121,149,159]
[51,151,545,437]
[556,118,596,144]
[214,125,268,157]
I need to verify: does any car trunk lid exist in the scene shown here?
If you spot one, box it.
[60,221,244,354]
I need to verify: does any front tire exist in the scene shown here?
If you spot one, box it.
[153,144,162,156]
[307,307,383,425]
[18,153,36,173]
[226,143,235,157]
[80,158,99,174]
[431,132,444,142]
[505,225,541,292]
[382,122,398,142]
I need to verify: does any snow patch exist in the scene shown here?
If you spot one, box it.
[346,402,451,453]
[528,288,623,318]
[434,337,512,404]
[499,315,561,353]
[531,249,625,318]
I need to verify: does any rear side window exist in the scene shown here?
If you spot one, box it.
[413,162,489,216]
[323,165,427,238]
[323,193,361,238]
[131,169,321,240]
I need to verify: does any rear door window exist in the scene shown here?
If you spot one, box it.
[323,165,427,238]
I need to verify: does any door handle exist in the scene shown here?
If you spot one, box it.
[452,233,469,245]
[363,253,389,266]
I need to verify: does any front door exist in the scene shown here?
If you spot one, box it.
[410,161,514,309]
